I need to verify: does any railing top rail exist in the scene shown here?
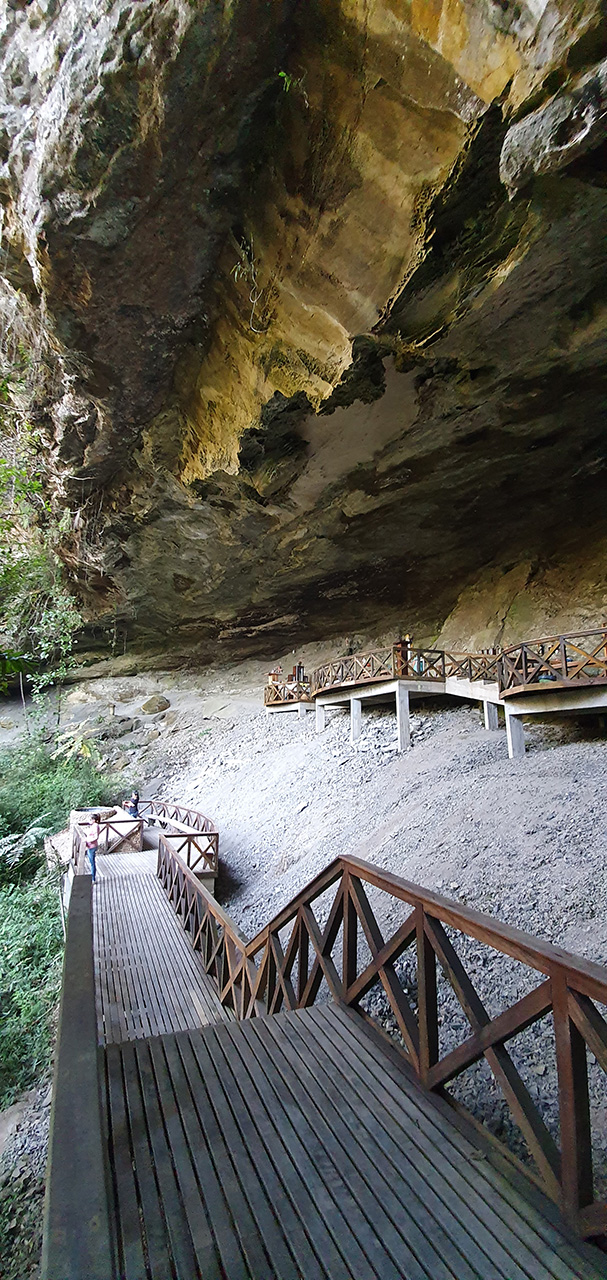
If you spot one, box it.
[139,797,218,836]
[162,841,607,1002]
[501,628,607,654]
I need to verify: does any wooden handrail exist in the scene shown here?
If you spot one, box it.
[499,629,607,695]
[309,629,607,698]
[140,798,218,873]
[71,816,144,869]
[41,878,114,1279]
[158,842,607,1237]
[264,680,311,705]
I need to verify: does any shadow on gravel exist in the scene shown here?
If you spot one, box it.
[214,858,244,907]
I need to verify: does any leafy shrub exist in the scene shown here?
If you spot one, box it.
[0,823,50,887]
[0,870,63,1108]
[0,742,116,879]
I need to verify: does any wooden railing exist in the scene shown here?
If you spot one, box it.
[311,631,607,697]
[71,815,143,869]
[41,878,114,1279]
[159,842,607,1239]
[264,680,311,706]
[500,629,607,695]
[312,647,396,692]
[312,645,501,692]
[140,799,218,874]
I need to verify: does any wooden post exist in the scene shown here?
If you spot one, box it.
[350,697,362,744]
[343,874,358,994]
[553,971,593,1222]
[395,682,410,751]
[416,907,438,1087]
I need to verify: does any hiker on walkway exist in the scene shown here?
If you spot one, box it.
[125,790,140,818]
[85,813,101,884]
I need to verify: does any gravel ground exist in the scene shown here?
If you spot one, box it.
[0,1082,51,1280]
[2,654,607,1270]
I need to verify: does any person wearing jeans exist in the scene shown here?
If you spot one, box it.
[85,813,101,883]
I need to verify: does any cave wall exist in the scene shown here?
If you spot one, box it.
[1,0,606,659]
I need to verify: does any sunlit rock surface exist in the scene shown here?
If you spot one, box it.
[1,0,606,658]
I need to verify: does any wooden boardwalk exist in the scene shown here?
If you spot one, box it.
[104,1003,604,1280]
[93,852,227,1044]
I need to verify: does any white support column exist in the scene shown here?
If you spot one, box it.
[395,682,411,751]
[483,701,499,731]
[315,701,326,733]
[298,702,306,719]
[350,697,362,745]
[506,711,525,759]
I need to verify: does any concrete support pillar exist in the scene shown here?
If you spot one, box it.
[483,701,499,731]
[396,682,411,751]
[315,701,326,733]
[350,697,362,745]
[298,702,306,719]
[506,711,525,759]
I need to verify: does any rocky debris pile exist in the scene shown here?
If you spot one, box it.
[0,1081,51,1280]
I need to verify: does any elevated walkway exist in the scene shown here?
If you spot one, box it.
[305,629,607,758]
[94,849,226,1043]
[104,1004,601,1280]
[43,822,607,1279]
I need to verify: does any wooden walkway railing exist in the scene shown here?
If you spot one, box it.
[309,630,607,699]
[500,630,607,695]
[264,680,312,706]
[140,798,219,874]
[158,842,607,1241]
[71,813,143,869]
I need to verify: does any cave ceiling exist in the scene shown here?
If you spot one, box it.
[1,0,607,659]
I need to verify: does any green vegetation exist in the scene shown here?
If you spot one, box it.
[0,742,115,881]
[0,744,116,1105]
[0,871,64,1108]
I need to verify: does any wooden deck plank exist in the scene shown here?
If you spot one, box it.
[181,1028,331,1280]
[104,1006,607,1280]
[320,1004,605,1280]
[216,1020,387,1280]
[147,1037,225,1280]
[93,871,227,1046]
[242,1014,451,1280]
[134,1039,202,1279]
[260,1009,481,1280]
[185,1027,299,1279]
[162,1034,254,1280]
[291,1005,550,1280]
[104,1045,147,1280]
[120,1039,178,1280]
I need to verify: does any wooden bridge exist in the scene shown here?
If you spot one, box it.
[43,807,607,1279]
[266,629,607,758]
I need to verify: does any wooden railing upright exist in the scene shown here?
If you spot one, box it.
[140,798,219,874]
[158,841,607,1241]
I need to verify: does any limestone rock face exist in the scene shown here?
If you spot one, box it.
[1,0,606,657]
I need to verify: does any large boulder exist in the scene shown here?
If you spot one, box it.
[141,695,171,714]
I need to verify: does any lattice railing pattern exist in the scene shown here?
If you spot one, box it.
[500,630,607,694]
[264,681,312,705]
[312,648,396,692]
[140,799,218,873]
[71,816,143,868]
[158,842,607,1239]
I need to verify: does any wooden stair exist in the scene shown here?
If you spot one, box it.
[103,1003,604,1280]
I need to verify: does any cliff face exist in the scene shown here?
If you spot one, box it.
[1,0,607,658]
